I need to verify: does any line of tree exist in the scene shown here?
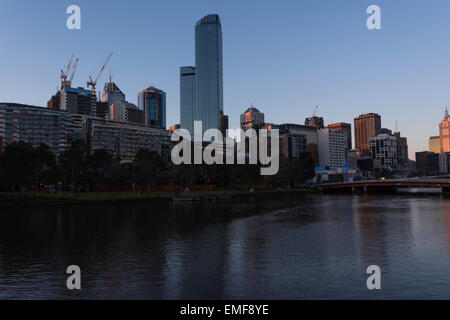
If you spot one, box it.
[0,140,315,192]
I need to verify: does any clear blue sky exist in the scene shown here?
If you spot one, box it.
[1,0,450,159]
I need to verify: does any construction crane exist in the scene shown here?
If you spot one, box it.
[60,53,75,89]
[87,52,113,94]
[68,58,79,85]
[312,105,319,117]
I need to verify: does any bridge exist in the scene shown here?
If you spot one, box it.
[315,178,450,193]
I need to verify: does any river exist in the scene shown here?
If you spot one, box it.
[0,193,449,299]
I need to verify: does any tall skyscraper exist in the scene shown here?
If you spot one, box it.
[180,66,196,134]
[354,113,381,151]
[138,86,166,129]
[440,107,450,153]
[195,14,223,134]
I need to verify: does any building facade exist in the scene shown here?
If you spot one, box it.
[416,151,440,176]
[109,101,144,124]
[180,66,196,135]
[85,118,171,163]
[429,136,440,154]
[195,14,224,134]
[60,86,97,117]
[328,122,352,151]
[240,106,265,130]
[101,81,126,108]
[354,113,381,151]
[138,87,166,129]
[0,103,73,156]
[440,108,450,153]
[369,134,397,170]
[318,128,348,169]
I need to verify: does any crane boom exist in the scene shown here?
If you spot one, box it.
[87,52,113,94]
[95,52,113,83]
[69,58,79,84]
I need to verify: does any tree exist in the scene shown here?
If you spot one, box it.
[31,144,58,191]
[59,140,89,195]
[135,149,165,192]
[0,141,35,191]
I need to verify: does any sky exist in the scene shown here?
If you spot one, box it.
[1,0,450,160]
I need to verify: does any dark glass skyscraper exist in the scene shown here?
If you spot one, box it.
[195,14,223,134]
[138,86,166,129]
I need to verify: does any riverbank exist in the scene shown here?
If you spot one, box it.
[0,188,316,208]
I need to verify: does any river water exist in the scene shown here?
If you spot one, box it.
[0,193,449,299]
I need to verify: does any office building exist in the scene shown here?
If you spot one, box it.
[440,107,450,153]
[0,103,73,156]
[318,127,348,169]
[305,116,324,129]
[416,151,440,176]
[429,136,440,154]
[354,113,381,151]
[328,122,352,150]
[240,106,265,130]
[109,101,144,124]
[60,86,97,116]
[180,66,196,134]
[280,133,307,160]
[273,124,319,163]
[138,86,166,129]
[101,81,126,108]
[195,14,224,133]
[369,134,397,170]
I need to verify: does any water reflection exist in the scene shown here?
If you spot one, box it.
[0,194,449,299]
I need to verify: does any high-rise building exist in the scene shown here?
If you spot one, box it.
[101,81,126,108]
[440,107,450,153]
[275,123,319,164]
[60,86,97,116]
[305,116,324,129]
[369,134,397,170]
[416,151,439,176]
[429,136,440,154]
[180,66,196,134]
[138,86,166,129]
[328,122,352,150]
[318,127,349,169]
[195,14,223,134]
[354,113,381,151]
[280,134,307,160]
[109,101,144,124]
[240,106,265,130]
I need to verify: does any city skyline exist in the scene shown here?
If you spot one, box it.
[3,1,450,159]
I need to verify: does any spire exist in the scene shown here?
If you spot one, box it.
[445,106,449,119]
